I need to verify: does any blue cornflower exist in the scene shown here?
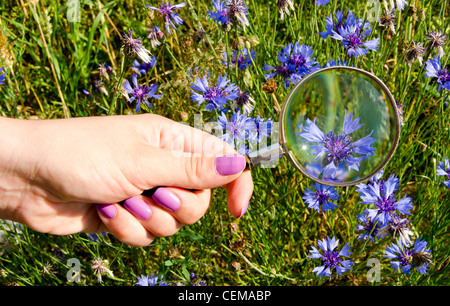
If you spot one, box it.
[358,173,413,225]
[147,1,186,34]
[135,273,168,286]
[332,23,379,57]
[425,57,450,92]
[263,42,319,89]
[385,237,432,275]
[283,43,319,74]
[208,0,249,29]
[208,0,231,28]
[319,10,358,40]
[223,48,257,70]
[121,30,153,63]
[123,74,162,113]
[357,171,414,245]
[0,68,6,85]
[135,274,151,286]
[436,156,450,188]
[320,10,379,57]
[190,74,239,112]
[251,116,273,143]
[263,62,302,90]
[298,111,376,179]
[356,169,392,195]
[131,57,157,75]
[302,183,340,212]
[355,209,382,242]
[315,0,330,6]
[307,236,353,278]
[216,110,256,145]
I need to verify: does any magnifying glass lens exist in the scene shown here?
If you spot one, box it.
[281,67,399,186]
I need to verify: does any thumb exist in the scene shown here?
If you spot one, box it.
[129,145,247,190]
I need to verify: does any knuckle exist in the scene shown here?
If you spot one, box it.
[180,201,209,225]
[184,156,206,186]
[148,216,182,237]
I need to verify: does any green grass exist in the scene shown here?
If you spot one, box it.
[0,0,449,286]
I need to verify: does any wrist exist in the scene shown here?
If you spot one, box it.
[0,117,37,221]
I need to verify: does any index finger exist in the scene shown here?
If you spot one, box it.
[134,114,237,157]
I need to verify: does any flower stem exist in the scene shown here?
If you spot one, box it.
[271,93,281,113]
[30,3,70,118]
[109,54,128,115]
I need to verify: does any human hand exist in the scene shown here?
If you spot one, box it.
[0,114,253,246]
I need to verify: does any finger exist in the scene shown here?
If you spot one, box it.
[129,114,255,218]
[153,115,254,218]
[95,203,155,247]
[127,145,247,190]
[121,196,183,237]
[150,187,211,225]
[133,114,237,156]
[226,170,254,218]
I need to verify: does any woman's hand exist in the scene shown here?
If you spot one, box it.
[0,114,253,246]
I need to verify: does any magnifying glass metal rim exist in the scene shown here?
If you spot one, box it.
[278,65,401,187]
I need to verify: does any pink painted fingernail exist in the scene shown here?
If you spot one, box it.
[215,155,246,176]
[152,187,181,212]
[238,201,249,218]
[123,196,152,220]
[95,204,117,219]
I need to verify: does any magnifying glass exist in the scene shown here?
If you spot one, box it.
[246,66,401,187]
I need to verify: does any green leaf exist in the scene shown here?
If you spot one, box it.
[181,265,190,281]
[178,229,204,241]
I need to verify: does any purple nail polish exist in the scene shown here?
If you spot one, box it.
[95,204,117,219]
[123,196,152,220]
[238,201,249,218]
[152,188,180,212]
[215,155,246,176]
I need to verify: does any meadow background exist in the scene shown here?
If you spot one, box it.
[0,0,449,286]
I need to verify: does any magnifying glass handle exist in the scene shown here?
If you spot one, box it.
[245,143,285,170]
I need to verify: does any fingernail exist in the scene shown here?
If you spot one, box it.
[215,155,246,176]
[238,201,249,218]
[95,204,117,219]
[152,187,181,212]
[123,196,152,220]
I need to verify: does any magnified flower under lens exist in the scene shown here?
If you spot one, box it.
[297,111,376,179]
